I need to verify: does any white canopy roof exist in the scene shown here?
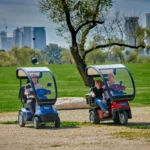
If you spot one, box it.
[16,67,50,78]
[86,64,126,76]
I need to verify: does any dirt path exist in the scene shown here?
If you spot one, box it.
[0,107,150,150]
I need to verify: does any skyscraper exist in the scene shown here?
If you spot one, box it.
[146,13,150,46]
[1,26,46,50]
[20,27,32,48]
[0,31,7,50]
[33,27,46,50]
[124,17,139,47]
[13,28,20,47]
[6,37,13,50]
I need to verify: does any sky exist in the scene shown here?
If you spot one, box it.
[0,0,150,48]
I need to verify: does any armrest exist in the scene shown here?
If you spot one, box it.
[85,93,95,107]
[85,93,91,98]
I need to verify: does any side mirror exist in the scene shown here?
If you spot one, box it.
[26,83,31,89]
[47,83,51,87]
[120,81,122,86]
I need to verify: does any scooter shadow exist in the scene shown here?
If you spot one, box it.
[101,121,150,128]
[25,125,80,130]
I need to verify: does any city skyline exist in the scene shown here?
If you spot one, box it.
[0,0,150,48]
[0,26,46,51]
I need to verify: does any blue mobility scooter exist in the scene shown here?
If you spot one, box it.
[16,67,60,129]
[85,64,136,125]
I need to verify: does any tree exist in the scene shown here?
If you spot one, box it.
[41,43,63,64]
[111,46,125,63]
[0,51,17,67]
[11,47,41,65]
[39,0,145,86]
[61,49,74,64]
[146,46,150,55]
[86,39,107,64]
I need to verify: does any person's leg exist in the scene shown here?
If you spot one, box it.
[107,98,111,107]
[26,99,35,114]
[94,98,107,113]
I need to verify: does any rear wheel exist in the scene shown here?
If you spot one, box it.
[55,116,60,128]
[89,111,99,124]
[18,111,25,127]
[119,111,128,125]
[113,113,120,124]
[34,117,41,129]
[113,118,120,124]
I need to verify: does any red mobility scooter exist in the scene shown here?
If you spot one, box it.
[85,64,135,125]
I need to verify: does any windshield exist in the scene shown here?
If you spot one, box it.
[100,68,134,98]
[29,71,56,102]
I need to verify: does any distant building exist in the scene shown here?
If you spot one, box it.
[0,31,7,50]
[13,28,20,47]
[33,27,46,50]
[1,26,46,50]
[146,13,150,46]
[124,17,139,47]
[6,37,13,50]
[19,27,32,48]
[124,16,140,56]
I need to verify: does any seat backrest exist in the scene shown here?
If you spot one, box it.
[18,86,27,103]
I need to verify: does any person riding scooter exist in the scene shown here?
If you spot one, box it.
[90,80,109,116]
[85,64,135,125]
[24,73,50,114]
[17,67,60,129]
[103,72,118,106]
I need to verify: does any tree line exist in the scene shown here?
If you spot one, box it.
[0,42,150,67]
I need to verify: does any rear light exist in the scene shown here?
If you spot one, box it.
[112,101,129,108]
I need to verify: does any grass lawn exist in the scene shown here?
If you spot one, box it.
[0,63,150,112]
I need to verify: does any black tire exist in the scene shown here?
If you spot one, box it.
[113,112,120,124]
[34,117,41,129]
[41,123,46,127]
[55,116,60,128]
[89,111,99,124]
[113,117,120,124]
[18,111,25,127]
[119,111,128,125]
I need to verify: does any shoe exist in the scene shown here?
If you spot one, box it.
[105,111,109,114]
[103,111,109,117]
[103,113,108,117]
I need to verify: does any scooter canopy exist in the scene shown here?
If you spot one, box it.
[85,64,135,101]
[16,67,57,105]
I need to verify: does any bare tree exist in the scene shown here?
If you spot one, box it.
[39,0,145,86]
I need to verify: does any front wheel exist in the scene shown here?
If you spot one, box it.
[55,116,60,128]
[34,117,41,129]
[89,111,99,124]
[18,111,25,127]
[119,111,128,125]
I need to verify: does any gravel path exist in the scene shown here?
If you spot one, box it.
[0,107,150,150]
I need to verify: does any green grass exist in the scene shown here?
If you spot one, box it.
[125,63,150,106]
[112,130,150,141]
[129,125,150,129]
[0,63,150,112]
[0,120,92,127]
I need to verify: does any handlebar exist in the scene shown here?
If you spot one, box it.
[36,88,51,96]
